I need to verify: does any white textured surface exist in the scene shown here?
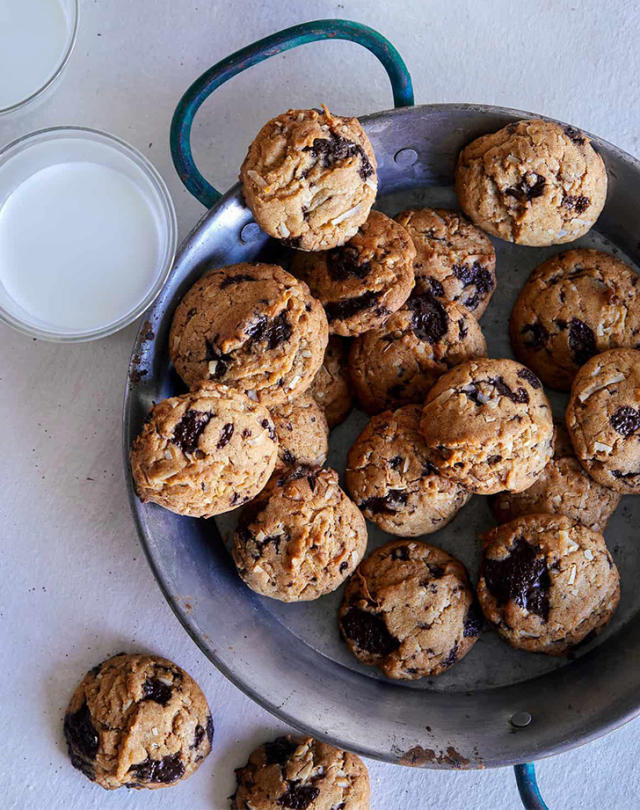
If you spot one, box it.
[1,1,640,808]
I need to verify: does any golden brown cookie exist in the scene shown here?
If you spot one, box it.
[345,405,471,536]
[231,735,370,810]
[490,423,621,531]
[395,207,496,317]
[240,107,377,251]
[339,540,481,679]
[419,358,554,494]
[169,263,328,405]
[566,348,640,492]
[455,119,607,246]
[63,653,212,790]
[290,210,415,335]
[270,393,329,470]
[232,466,367,602]
[130,384,278,518]
[510,249,640,390]
[477,514,620,655]
[348,291,487,414]
[308,336,353,428]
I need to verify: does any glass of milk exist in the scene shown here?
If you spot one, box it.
[0,0,78,115]
[0,128,177,341]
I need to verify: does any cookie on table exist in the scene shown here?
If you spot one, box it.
[169,263,328,405]
[308,336,353,428]
[130,384,277,518]
[566,348,640,493]
[477,514,620,655]
[64,653,213,790]
[231,735,370,810]
[290,210,415,336]
[510,249,640,390]
[395,207,496,318]
[490,423,621,531]
[339,540,481,679]
[419,358,554,494]
[455,119,607,246]
[348,291,487,414]
[270,392,329,470]
[232,466,367,602]
[345,405,471,536]
[240,106,377,251]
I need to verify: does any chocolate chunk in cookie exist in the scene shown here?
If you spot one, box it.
[290,210,415,336]
[339,540,478,678]
[240,107,377,251]
[477,515,619,654]
[456,119,607,246]
[64,653,212,790]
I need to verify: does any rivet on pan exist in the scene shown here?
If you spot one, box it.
[240,221,261,243]
[510,712,532,728]
[394,148,418,167]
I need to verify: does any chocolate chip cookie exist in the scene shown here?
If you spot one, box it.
[419,358,554,494]
[477,514,620,655]
[345,405,471,536]
[289,210,415,335]
[510,249,640,390]
[339,540,480,679]
[566,348,640,493]
[348,291,487,414]
[130,384,278,518]
[232,466,367,602]
[308,336,353,427]
[270,393,329,469]
[395,208,496,317]
[231,735,370,810]
[490,423,621,531]
[456,119,607,246]
[240,107,377,251]
[64,653,213,790]
[169,263,328,405]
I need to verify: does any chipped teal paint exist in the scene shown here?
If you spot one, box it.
[515,763,550,810]
[169,19,414,208]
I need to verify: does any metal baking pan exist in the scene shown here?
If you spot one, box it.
[123,20,640,807]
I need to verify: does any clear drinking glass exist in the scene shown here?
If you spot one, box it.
[0,0,79,116]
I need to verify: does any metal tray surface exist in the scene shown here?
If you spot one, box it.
[124,104,640,768]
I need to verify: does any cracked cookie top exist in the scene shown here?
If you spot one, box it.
[510,249,640,390]
[129,383,278,517]
[566,348,640,492]
[339,540,480,679]
[345,405,471,537]
[290,210,415,335]
[395,207,496,318]
[419,357,554,494]
[241,107,377,251]
[169,263,328,405]
[455,119,607,246]
[231,734,370,810]
[490,423,621,531]
[477,514,619,655]
[231,466,367,602]
[349,291,487,414]
[64,653,213,790]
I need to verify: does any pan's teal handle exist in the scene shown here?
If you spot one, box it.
[515,763,550,809]
[170,19,414,208]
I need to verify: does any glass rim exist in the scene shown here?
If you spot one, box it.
[0,125,178,342]
[0,0,80,117]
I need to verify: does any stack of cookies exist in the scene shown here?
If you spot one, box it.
[130,107,638,688]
